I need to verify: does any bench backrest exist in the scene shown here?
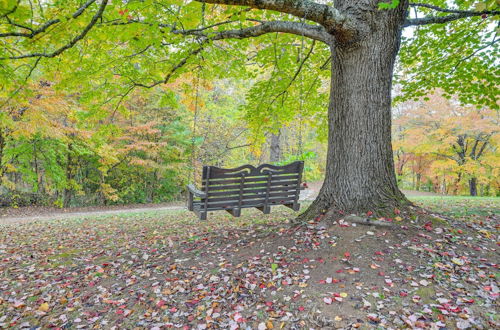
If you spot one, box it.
[200,161,304,209]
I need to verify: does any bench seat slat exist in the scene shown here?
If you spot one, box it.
[206,186,298,197]
[203,174,298,186]
[203,180,298,191]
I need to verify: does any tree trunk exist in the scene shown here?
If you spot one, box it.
[63,144,74,208]
[0,128,5,181]
[302,4,408,218]
[269,131,281,163]
[469,177,477,196]
[415,173,421,191]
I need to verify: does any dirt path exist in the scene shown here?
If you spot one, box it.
[0,205,186,225]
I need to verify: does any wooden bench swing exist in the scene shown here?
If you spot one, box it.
[187,161,305,220]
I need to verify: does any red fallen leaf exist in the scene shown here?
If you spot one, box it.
[317,258,325,263]
[298,306,305,311]
[378,271,385,276]
[281,280,289,285]
[484,286,492,291]
[394,208,401,215]
[303,182,308,188]
[463,298,475,303]
[375,251,384,255]
[265,301,273,307]
[344,252,351,259]
[400,291,408,297]
[319,280,326,284]
[157,300,166,308]
[170,307,177,312]
[116,309,124,315]
[336,269,343,273]
[366,211,373,216]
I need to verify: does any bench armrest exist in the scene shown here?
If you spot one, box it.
[187,184,207,198]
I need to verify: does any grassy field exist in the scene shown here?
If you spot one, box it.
[411,195,499,218]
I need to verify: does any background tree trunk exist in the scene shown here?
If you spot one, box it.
[469,177,477,196]
[269,131,281,163]
[301,3,408,218]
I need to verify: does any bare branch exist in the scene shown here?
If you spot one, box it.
[405,4,500,27]
[0,0,108,60]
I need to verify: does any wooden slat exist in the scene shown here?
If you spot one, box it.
[204,178,298,190]
[206,191,295,203]
[206,185,297,197]
[203,174,298,186]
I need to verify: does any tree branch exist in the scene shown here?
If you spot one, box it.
[404,6,500,27]
[175,20,333,44]
[0,0,97,38]
[0,0,20,18]
[110,19,333,44]
[0,0,107,60]
[268,39,315,106]
[131,43,207,89]
[194,0,351,36]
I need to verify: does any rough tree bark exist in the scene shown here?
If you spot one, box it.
[300,1,409,218]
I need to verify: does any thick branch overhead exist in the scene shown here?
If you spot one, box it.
[174,20,334,44]
[194,0,351,35]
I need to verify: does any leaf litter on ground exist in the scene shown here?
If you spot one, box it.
[0,198,498,329]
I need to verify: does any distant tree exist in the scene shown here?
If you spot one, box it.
[394,93,499,196]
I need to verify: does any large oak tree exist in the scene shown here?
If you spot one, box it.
[1,0,498,218]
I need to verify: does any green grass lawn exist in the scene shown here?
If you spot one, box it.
[411,195,499,218]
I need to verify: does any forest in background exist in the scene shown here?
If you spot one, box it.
[1,77,498,208]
